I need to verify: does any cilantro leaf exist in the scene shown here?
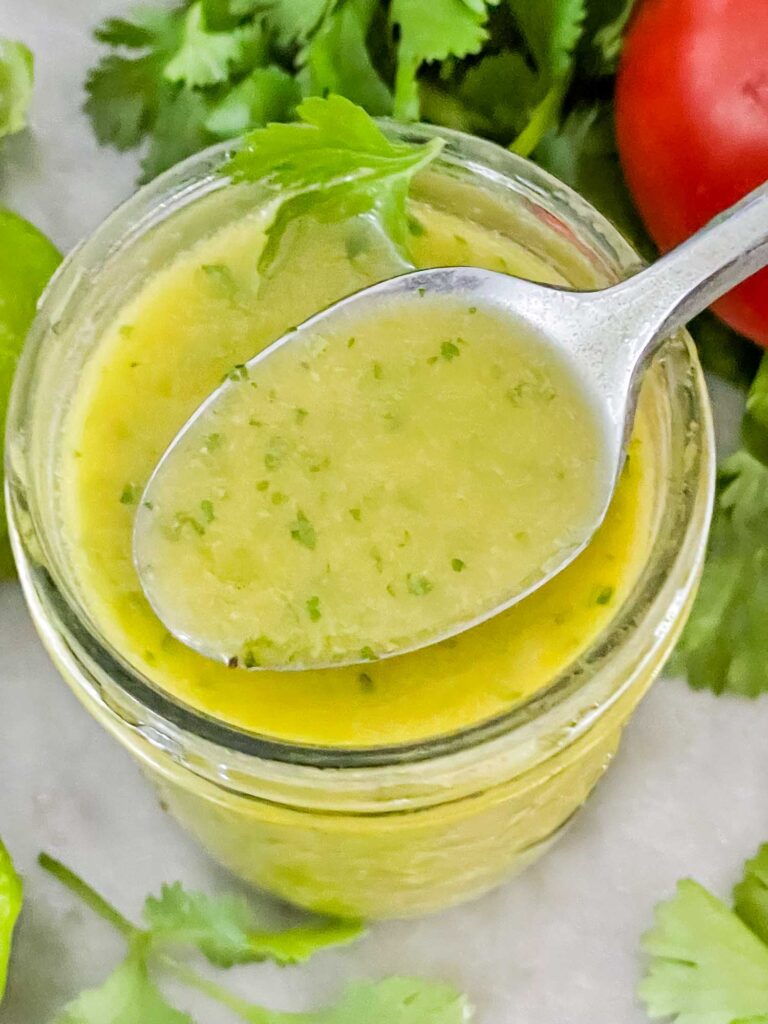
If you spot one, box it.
[143,882,364,966]
[254,0,334,47]
[164,2,263,88]
[735,845,768,947]
[0,840,22,1003]
[55,944,193,1024]
[451,51,540,140]
[220,976,471,1024]
[224,94,442,266]
[141,85,214,183]
[390,0,496,120]
[638,879,768,1024]
[507,0,586,156]
[301,0,392,116]
[670,450,768,697]
[0,38,34,139]
[206,66,300,137]
[0,208,61,577]
[299,977,471,1024]
[742,353,768,467]
[84,8,182,153]
[589,0,637,73]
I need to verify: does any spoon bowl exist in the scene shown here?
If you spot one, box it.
[134,180,768,670]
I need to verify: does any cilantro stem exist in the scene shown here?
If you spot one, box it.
[38,853,138,940]
[160,956,290,1024]
[510,77,569,157]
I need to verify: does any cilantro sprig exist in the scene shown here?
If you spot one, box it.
[84,0,641,196]
[639,843,768,1024]
[224,93,443,267]
[39,852,470,1024]
[671,354,768,698]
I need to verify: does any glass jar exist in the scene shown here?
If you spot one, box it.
[6,124,714,919]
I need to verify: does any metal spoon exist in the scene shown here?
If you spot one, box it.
[135,180,768,670]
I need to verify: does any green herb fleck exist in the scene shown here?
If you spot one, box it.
[118,323,134,338]
[225,363,249,382]
[347,336,356,348]
[349,507,362,522]
[168,512,205,538]
[200,500,215,524]
[256,480,269,492]
[358,672,375,691]
[595,585,614,606]
[417,287,426,297]
[248,417,263,428]
[290,510,316,550]
[309,456,331,473]
[271,491,288,505]
[372,361,383,380]
[408,216,426,236]
[407,573,433,596]
[306,596,321,622]
[204,432,223,452]
[120,483,140,505]
[143,500,154,511]
[360,646,377,661]
[468,306,477,314]
[295,407,309,424]
[426,355,438,365]
[398,530,411,548]
[441,340,461,361]
[451,558,466,572]
[265,436,289,471]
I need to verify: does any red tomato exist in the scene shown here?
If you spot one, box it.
[615,0,768,345]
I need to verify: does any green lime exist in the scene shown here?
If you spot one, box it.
[0,206,60,575]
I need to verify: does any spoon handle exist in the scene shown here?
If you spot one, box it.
[607,179,768,363]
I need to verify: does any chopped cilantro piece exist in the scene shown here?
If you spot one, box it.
[306,596,322,621]
[264,435,289,471]
[271,491,288,505]
[372,361,384,380]
[200,499,215,523]
[595,585,613,605]
[358,671,375,691]
[295,407,309,424]
[349,507,362,521]
[204,432,223,452]
[407,572,433,596]
[440,340,460,361]
[347,336,356,348]
[290,509,316,550]
[225,362,249,382]
[256,479,269,492]
[169,512,205,538]
[120,483,140,505]
[359,645,377,660]
[451,558,466,572]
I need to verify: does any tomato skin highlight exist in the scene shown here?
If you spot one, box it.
[615,0,768,346]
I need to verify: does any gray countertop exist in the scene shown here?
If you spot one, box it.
[2,4,768,1022]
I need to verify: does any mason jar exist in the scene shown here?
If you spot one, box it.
[6,124,714,919]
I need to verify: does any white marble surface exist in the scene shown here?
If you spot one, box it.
[2,4,768,1022]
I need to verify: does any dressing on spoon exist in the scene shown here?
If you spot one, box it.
[134,299,609,670]
[135,179,768,670]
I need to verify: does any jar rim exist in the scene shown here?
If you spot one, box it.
[6,122,715,775]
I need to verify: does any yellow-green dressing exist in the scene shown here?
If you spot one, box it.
[135,297,608,668]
